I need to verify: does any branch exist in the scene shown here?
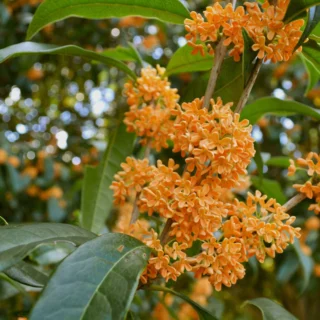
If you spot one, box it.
[283,193,307,212]
[269,0,278,6]
[160,218,174,245]
[203,38,228,109]
[235,58,263,113]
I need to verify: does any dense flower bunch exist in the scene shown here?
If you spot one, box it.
[123,66,179,151]
[111,70,300,290]
[171,97,255,188]
[185,0,304,62]
[289,152,320,214]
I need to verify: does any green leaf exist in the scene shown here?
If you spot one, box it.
[284,0,320,22]
[293,238,314,293]
[277,253,299,284]
[310,21,320,40]
[244,298,297,320]
[242,28,257,85]
[4,261,48,288]
[0,42,136,80]
[43,157,54,183]
[254,143,264,181]
[251,177,287,204]
[0,216,8,226]
[182,56,244,105]
[0,277,20,301]
[166,43,213,76]
[6,164,31,194]
[302,39,320,74]
[102,44,143,65]
[48,198,66,223]
[30,233,150,320]
[148,286,218,320]
[0,223,96,272]
[27,0,190,39]
[241,97,320,124]
[266,157,291,168]
[0,273,28,298]
[295,6,320,50]
[300,53,320,94]
[81,121,135,234]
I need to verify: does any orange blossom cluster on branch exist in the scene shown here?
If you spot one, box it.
[110,64,301,291]
[185,0,304,62]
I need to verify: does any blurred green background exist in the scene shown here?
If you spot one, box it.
[1,0,320,319]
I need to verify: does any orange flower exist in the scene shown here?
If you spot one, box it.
[252,36,273,59]
[124,66,179,151]
[185,1,304,62]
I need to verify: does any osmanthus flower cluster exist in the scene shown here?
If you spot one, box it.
[185,0,304,62]
[289,152,320,214]
[110,66,301,291]
[124,65,179,151]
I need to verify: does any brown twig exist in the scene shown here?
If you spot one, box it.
[283,193,307,212]
[235,58,263,113]
[269,0,278,6]
[160,0,239,244]
[160,218,174,245]
[203,38,228,109]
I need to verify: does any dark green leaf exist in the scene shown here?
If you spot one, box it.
[126,311,141,320]
[29,243,75,266]
[81,121,135,234]
[43,157,54,183]
[301,40,320,74]
[4,262,48,288]
[0,273,27,299]
[27,0,190,39]
[266,157,291,168]
[0,42,136,80]
[254,143,264,181]
[148,285,218,320]
[6,164,31,194]
[310,21,320,40]
[293,238,314,293]
[182,57,243,105]
[0,277,19,301]
[30,233,150,320]
[166,43,213,76]
[295,6,320,50]
[284,0,320,22]
[241,97,320,124]
[242,28,257,84]
[47,198,66,222]
[0,216,8,226]
[102,45,143,65]
[244,298,297,320]
[0,223,96,272]
[300,53,320,94]
[277,253,299,284]
[251,177,287,204]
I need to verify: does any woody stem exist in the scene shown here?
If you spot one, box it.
[235,58,263,113]
[161,0,238,242]
[283,193,307,212]
[203,0,237,110]
[203,38,228,109]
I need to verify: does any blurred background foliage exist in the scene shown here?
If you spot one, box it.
[1,0,320,319]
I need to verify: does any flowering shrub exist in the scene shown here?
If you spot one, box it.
[1,0,320,319]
